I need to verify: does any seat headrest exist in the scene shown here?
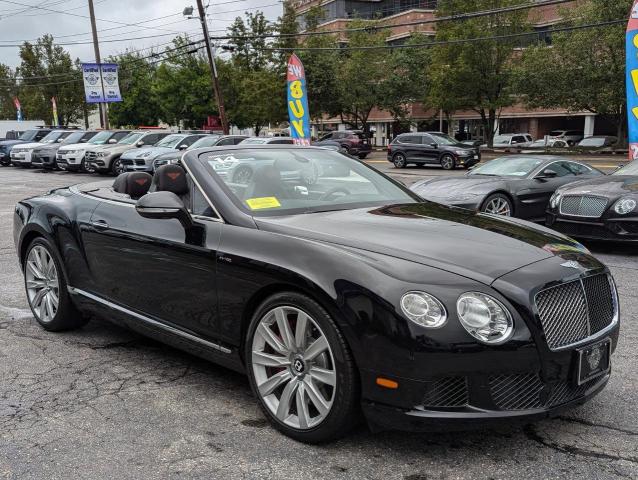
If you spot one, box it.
[112,172,152,200]
[152,164,188,195]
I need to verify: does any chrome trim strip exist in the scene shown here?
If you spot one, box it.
[181,152,225,223]
[68,286,231,354]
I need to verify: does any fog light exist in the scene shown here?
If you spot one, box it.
[400,291,447,328]
[457,292,513,344]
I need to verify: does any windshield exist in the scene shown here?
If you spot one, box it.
[62,132,86,144]
[579,137,606,147]
[190,135,221,148]
[614,161,638,175]
[429,133,457,145]
[241,138,268,144]
[470,156,544,177]
[202,148,419,216]
[493,135,511,144]
[40,131,68,143]
[88,131,112,144]
[119,133,144,145]
[155,134,186,148]
[550,131,565,137]
[18,130,40,141]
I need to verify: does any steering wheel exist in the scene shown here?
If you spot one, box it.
[319,187,351,201]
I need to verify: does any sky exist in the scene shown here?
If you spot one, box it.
[0,0,284,68]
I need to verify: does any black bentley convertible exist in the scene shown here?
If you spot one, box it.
[14,146,619,442]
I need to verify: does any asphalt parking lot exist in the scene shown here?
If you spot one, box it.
[1,165,636,479]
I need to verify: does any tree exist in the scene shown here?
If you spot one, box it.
[517,0,630,145]
[427,0,532,147]
[0,64,17,120]
[17,35,85,124]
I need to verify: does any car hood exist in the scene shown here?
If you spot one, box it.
[0,139,26,147]
[13,142,44,150]
[155,150,182,161]
[558,175,638,198]
[255,202,590,285]
[59,142,94,152]
[87,143,134,154]
[34,143,62,152]
[121,146,174,159]
[411,175,506,198]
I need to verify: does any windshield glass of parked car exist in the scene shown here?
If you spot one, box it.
[18,130,40,141]
[190,135,222,149]
[118,133,144,145]
[155,135,185,148]
[87,131,115,145]
[39,131,70,144]
[241,138,268,144]
[429,133,457,145]
[61,132,87,144]
[614,161,638,175]
[470,156,544,177]
[201,148,419,216]
[578,137,606,147]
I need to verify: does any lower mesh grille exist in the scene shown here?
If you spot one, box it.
[422,377,468,408]
[489,373,544,410]
[547,378,600,408]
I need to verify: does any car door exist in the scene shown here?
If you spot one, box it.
[397,135,422,162]
[420,134,439,164]
[519,161,577,219]
[82,183,222,337]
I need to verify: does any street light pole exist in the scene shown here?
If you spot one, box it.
[87,0,109,129]
[195,0,229,134]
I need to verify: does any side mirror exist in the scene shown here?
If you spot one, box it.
[135,191,193,230]
[136,140,145,147]
[536,169,558,180]
[178,144,188,150]
[430,143,438,148]
[108,138,117,144]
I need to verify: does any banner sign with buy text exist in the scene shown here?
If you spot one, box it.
[627,1,638,160]
[287,54,311,145]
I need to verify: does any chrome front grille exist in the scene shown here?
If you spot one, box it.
[559,195,608,217]
[535,274,616,350]
[85,151,98,162]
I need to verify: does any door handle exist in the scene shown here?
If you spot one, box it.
[90,220,109,230]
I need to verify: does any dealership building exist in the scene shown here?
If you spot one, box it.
[291,0,614,145]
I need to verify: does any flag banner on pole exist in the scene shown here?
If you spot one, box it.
[81,63,104,103]
[100,63,122,102]
[51,97,59,126]
[627,1,638,160]
[13,97,22,121]
[286,54,311,146]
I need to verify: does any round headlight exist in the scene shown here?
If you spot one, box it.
[400,291,447,328]
[550,191,562,209]
[613,198,636,215]
[456,292,513,344]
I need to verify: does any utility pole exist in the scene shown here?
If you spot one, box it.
[88,0,109,129]
[195,0,229,134]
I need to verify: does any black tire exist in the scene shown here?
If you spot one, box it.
[23,237,88,332]
[81,158,96,173]
[341,145,351,155]
[392,153,407,168]
[111,157,125,176]
[440,154,456,170]
[481,193,514,217]
[358,153,368,160]
[245,291,359,443]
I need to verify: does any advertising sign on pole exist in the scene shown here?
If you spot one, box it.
[81,62,122,103]
[626,1,638,160]
[286,54,311,146]
[13,97,22,121]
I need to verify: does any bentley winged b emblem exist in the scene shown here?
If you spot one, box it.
[561,260,582,270]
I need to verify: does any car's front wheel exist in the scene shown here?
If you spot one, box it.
[392,153,407,168]
[440,154,456,170]
[81,158,96,174]
[111,158,125,176]
[246,292,359,443]
[24,238,88,331]
[481,193,513,217]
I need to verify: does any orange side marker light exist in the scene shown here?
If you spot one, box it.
[376,377,399,389]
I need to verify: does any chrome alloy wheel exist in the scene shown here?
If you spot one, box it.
[251,306,336,430]
[483,197,512,216]
[440,154,455,170]
[25,245,59,323]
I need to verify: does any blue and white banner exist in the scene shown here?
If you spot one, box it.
[81,63,122,103]
[286,54,311,146]
[627,1,638,160]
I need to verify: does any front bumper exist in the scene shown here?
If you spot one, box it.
[31,152,56,168]
[56,153,84,171]
[546,211,638,242]
[121,158,153,172]
[455,152,481,167]
[363,373,609,432]
[10,153,31,166]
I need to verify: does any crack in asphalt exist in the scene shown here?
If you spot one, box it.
[555,415,638,436]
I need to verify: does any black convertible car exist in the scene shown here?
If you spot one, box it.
[546,160,638,241]
[14,146,619,442]
[410,156,603,221]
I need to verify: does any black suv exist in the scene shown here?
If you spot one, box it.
[316,130,372,159]
[388,132,481,170]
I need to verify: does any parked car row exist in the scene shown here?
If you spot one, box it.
[0,128,294,175]
[410,154,638,242]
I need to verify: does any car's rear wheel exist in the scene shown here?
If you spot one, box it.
[440,154,456,170]
[358,153,368,160]
[392,153,407,168]
[24,238,88,331]
[481,193,513,217]
[246,292,359,443]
